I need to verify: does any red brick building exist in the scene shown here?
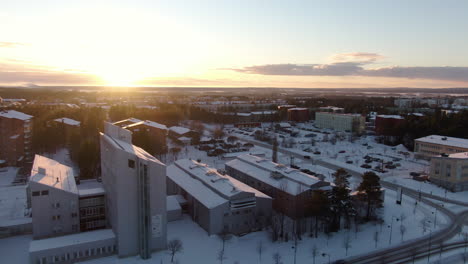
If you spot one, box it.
[375,115,405,136]
[0,110,33,167]
[287,108,310,122]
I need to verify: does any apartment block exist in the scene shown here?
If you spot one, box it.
[429,152,468,192]
[315,112,365,134]
[167,159,272,235]
[100,122,167,258]
[414,135,468,159]
[225,154,330,221]
[0,110,33,167]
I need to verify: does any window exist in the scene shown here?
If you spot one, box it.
[32,191,40,196]
[41,190,49,195]
[128,159,135,168]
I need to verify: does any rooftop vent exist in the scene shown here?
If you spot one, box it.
[270,171,284,179]
[38,167,46,175]
[441,137,448,141]
[206,170,217,176]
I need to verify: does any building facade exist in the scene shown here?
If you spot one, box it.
[414,135,468,159]
[100,122,167,258]
[429,152,468,192]
[287,108,309,122]
[225,154,330,221]
[0,110,33,167]
[166,159,272,235]
[315,112,365,134]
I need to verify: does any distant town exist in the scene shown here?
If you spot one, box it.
[0,87,467,264]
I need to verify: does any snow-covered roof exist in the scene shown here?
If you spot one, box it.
[101,132,164,165]
[144,120,168,130]
[30,155,77,194]
[444,152,468,159]
[376,115,404,120]
[167,164,226,209]
[278,122,291,128]
[169,126,191,135]
[0,110,33,121]
[288,108,308,111]
[113,117,142,126]
[415,135,468,149]
[223,151,265,159]
[174,159,270,200]
[54,117,80,126]
[77,179,105,197]
[226,155,328,195]
[29,229,115,253]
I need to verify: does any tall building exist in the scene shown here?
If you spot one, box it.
[100,122,167,258]
[414,135,468,159]
[0,110,33,167]
[429,152,468,192]
[315,112,365,134]
[167,159,272,235]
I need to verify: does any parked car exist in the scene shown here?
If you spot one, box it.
[313,151,321,155]
[338,150,346,153]
[303,155,311,159]
[361,164,372,169]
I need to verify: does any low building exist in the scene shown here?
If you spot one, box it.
[166,195,182,222]
[414,135,468,159]
[287,108,309,122]
[315,112,365,134]
[167,159,272,235]
[318,106,344,113]
[429,152,468,192]
[0,110,33,167]
[374,115,405,143]
[225,154,330,222]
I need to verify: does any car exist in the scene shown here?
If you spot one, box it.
[303,155,311,159]
[346,160,353,164]
[361,164,372,169]
[410,172,421,177]
[365,159,372,164]
[338,150,346,153]
[291,165,300,169]
[313,151,321,155]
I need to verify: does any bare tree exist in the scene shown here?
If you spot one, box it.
[400,213,406,228]
[217,249,227,264]
[400,224,407,242]
[219,228,232,252]
[373,231,379,248]
[167,239,183,263]
[311,244,318,264]
[272,252,283,264]
[343,235,351,256]
[256,240,263,263]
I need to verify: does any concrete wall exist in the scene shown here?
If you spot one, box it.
[30,182,79,239]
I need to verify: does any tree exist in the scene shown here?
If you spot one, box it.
[167,239,183,263]
[272,137,278,163]
[256,240,263,263]
[330,168,354,230]
[343,235,351,256]
[357,171,383,220]
[400,225,406,242]
[213,127,224,139]
[311,244,318,264]
[272,252,282,264]
[217,249,227,264]
[77,139,100,179]
[219,228,231,252]
[373,231,379,248]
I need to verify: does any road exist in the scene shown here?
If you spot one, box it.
[237,136,468,264]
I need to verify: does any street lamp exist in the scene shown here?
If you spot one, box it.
[321,252,330,264]
[388,216,400,245]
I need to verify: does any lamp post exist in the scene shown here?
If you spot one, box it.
[321,252,330,264]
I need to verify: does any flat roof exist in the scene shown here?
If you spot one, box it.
[29,229,115,253]
[169,126,191,135]
[167,164,226,209]
[174,159,270,200]
[77,180,105,197]
[30,155,77,194]
[54,117,80,126]
[101,133,164,165]
[447,152,468,159]
[0,110,33,121]
[376,115,404,120]
[415,135,468,149]
[167,195,182,211]
[226,154,327,195]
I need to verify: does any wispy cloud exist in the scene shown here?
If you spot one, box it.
[0,59,103,85]
[0,41,25,48]
[228,52,468,82]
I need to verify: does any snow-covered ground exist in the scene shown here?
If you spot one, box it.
[0,167,30,227]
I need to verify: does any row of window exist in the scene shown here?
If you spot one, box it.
[32,190,49,196]
[35,245,116,264]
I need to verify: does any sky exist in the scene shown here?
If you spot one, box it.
[1,0,468,88]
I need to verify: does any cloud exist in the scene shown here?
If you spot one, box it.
[0,60,103,85]
[0,41,25,48]
[330,52,385,63]
[229,58,468,82]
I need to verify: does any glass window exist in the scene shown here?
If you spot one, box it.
[41,190,49,195]
[32,191,40,196]
[128,159,135,168]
